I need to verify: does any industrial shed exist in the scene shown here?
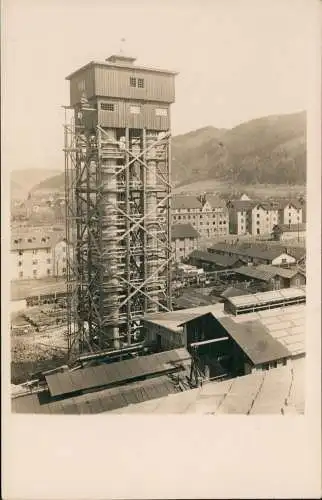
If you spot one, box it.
[188,250,245,271]
[180,313,291,379]
[232,264,306,290]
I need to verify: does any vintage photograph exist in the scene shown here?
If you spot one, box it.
[9,0,309,416]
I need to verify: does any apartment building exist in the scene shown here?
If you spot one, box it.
[278,200,303,225]
[171,223,199,261]
[172,194,229,238]
[227,199,299,236]
[11,232,68,280]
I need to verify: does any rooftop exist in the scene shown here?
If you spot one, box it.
[11,231,65,251]
[66,58,178,80]
[217,316,291,365]
[277,223,306,233]
[209,242,297,262]
[204,195,226,209]
[45,348,190,397]
[11,278,67,301]
[111,357,304,415]
[171,224,199,240]
[189,250,244,268]
[172,195,202,210]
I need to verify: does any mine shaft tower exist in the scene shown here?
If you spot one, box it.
[64,53,177,354]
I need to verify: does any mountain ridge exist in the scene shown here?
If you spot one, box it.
[11,111,306,195]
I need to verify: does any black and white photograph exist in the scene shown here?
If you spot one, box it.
[6,0,315,416]
[2,0,321,496]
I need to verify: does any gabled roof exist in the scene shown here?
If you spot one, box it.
[256,264,306,279]
[171,224,199,239]
[204,195,226,209]
[232,265,276,282]
[189,250,244,268]
[172,195,202,210]
[276,199,303,210]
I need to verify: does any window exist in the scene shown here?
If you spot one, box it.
[257,220,260,225]
[257,214,260,218]
[271,361,277,369]
[32,259,38,265]
[63,247,66,253]
[130,105,141,114]
[257,228,260,235]
[19,271,23,278]
[101,103,115,111]
[138,78,144,88]
[33,270,37,276]
[47,258,51,264]
[46,248,50,254]
[281,258,287,264]
[295,278,301,286]
[18,250,23,256]
[18,261,22,267]
[62,268,66,274]
[155,108,168,117]
[130,77,137,87]
[32,250,37,255]
[47,269,51,276]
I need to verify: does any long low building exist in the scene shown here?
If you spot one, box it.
[232,264,306,290]
[188,250,246,271]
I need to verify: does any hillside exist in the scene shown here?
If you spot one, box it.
[11,168,62,198]
[172,111,306,186]
[22,111,306,193]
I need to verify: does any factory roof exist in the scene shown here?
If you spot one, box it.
[189,250,244,268]
[171,224,199,239]
[232,303,306,357]
[226,200,256,211]
[172,195,202,210]
[217,317,291,365]
[45,348,190,397]
[12,374,181,415]
[144,304,226,333]
[111,358,304,415]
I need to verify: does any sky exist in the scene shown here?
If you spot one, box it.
[2,0,318,172]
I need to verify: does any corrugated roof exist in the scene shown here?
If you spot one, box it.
[172,195,202,210]
[111,358,304,414]
[217,317,291,365]
[45,348,190,397]
[189,250,242,268]
[227,287,306,308]
[171,224,199,239]
[11,279,67,301]
[12,374,181,415]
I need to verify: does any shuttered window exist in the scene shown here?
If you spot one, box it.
[138,78,144,88]
[130,77,137,87]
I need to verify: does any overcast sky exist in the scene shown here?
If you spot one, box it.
[2,0,318,171]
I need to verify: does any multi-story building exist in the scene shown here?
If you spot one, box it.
[11,232,68,280]
[171,223,199,261]
[277,200,303,226]
[172,194,229,238]
[227,199,299,236]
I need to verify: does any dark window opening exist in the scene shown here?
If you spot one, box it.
[138,78,144,88]
[101,103,115,111]
[130,77,137,87]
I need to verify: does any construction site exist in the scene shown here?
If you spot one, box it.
[11,52,306,415]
